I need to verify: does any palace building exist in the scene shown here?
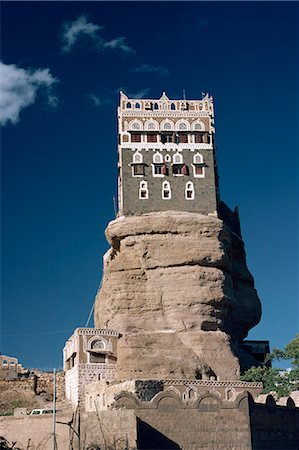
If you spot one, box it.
[117,91,220,216]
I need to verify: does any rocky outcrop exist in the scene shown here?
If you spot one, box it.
[94,212,261,381]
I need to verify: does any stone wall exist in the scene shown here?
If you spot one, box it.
[121,146,217,216]
[0,413,72,450]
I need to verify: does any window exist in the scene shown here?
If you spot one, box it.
[2,360,8,366]
[193,122,204,131]
[165,154,171,162]
[133,152,143,164]
[132,153,145,176]
[135,103,141,109]
[161,120,174,131]
[171,103,176,110]
[132,165,145,176]
[185,182,195,200]
[153,152,163,164]
[194,134,203,143]
[153,103,159,110]
[139,181,148,199]
[162,181,171,199]
[173,153,183,164]
[173,164,188,176]
[147,134,157,143]
[178,134,188,143]
[90,339,106,350]
[131,134,141,143]
[126,102,131,109]
[146,121,158,130]
[130,120,142,131]
[161,133,173,144]
[178,122,187,131]
[193,153,205,178]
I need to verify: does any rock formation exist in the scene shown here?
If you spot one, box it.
[94,211,261,381]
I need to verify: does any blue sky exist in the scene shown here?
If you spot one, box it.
[1,1,298,370]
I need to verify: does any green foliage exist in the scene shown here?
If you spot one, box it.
[241,334,299,398]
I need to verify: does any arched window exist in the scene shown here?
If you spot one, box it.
[194,122,203,131]
[176,120,190,131]
[145,120,158,131]
[152,152,166,176]
[161,120,174,131]
[132,152,145,176]
[193,153,203,164]
[173,152,183,164]
[193,153,205,178]
[178,122,187,131]
[170,103,176,110]
[139,181,149,199]
[135,102,141,109]
[162,181,171,199]
[133,151,143,164]
[126,102,131,109]
[165,154,171,163]
[131,121,141,130]
[2,360,8,366]
[185,182,195,200]
[153,103,159,110]
[90,338,106,350]
[153,152,163,164]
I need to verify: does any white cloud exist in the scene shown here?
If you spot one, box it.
[103,37,135,54]
[117,87,150,99]
[86,93,112,107]
[61,14,135,54]
[130,64,169,77]
[0,61,58,126]
[61,14,104,53]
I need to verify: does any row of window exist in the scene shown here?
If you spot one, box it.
[139,181,195,200]
[125,101,209,112]
[127,118,206,132]
[133,151,204,165]
[133,163,204,178]
[127,132,210,144]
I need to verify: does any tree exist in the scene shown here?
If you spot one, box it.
[241,334,299,398]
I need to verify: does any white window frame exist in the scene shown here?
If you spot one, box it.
[152,152,165,177]
[133,151,143,164]
[161,119,174,131]
[162,181,171,200]
[185,182,195,200]
[192,153,205,178]
[144,119,159,131]
[139,181,149,199]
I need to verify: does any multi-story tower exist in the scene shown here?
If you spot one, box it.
[118,91,219,216]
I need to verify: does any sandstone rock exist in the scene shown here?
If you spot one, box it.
[94,211,261,381]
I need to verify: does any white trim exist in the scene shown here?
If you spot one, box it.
[173,152,183,164]
[128,119,143,131]
[185,181,195,200]
[191,120,205,131]
[153,152,163,164]
[131,164,145,177]
[192,153,205,178]
[192,164,205,178]
[144,119,159,131]
[139,181,149,199]
[160,119,175,131]
[152,163,165,177]
[120,143,212,151]
[133,151,143,164]
[162,181,171,199]
[175,119,190,131]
